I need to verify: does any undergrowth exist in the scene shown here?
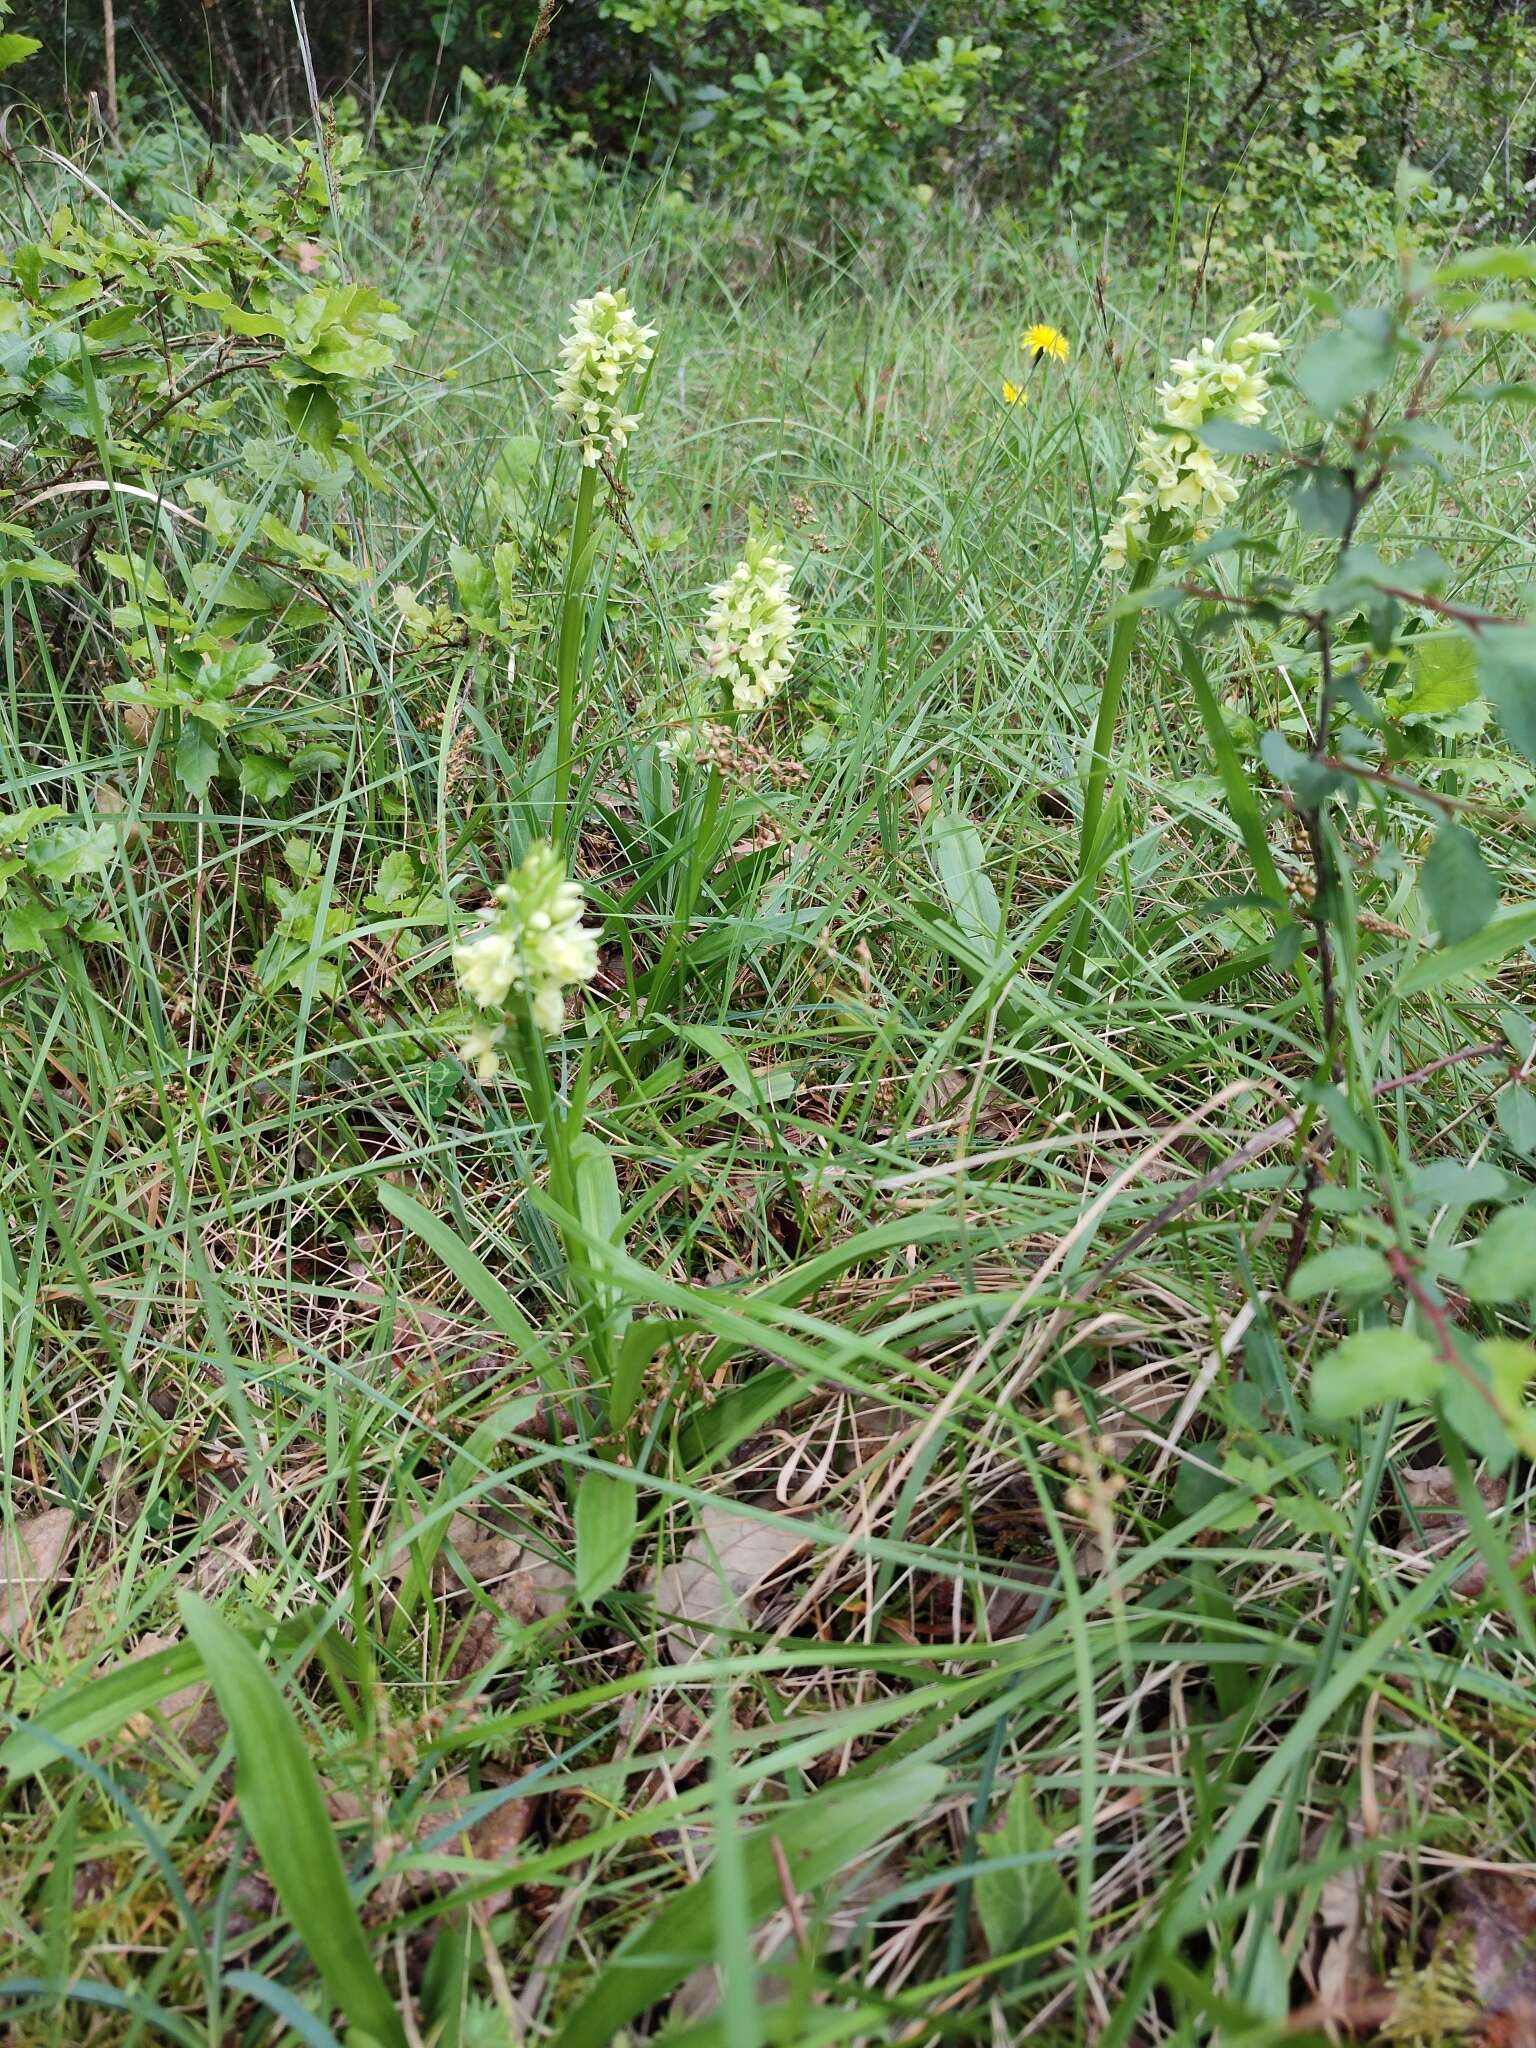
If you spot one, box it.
[1,85,1535,2048]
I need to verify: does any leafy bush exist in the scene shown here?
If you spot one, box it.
[0,124,407,808]
[598,0,998,207]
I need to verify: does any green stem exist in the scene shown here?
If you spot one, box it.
[647,760,723,1014]
[553,464,600,847]
[1062,552,1159,985]
[514,1008,603,1424]
[1078,553,1158,874]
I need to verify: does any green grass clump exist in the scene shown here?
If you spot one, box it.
[2,105,1535,2048]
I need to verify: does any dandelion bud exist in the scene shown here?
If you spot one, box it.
[701,536,800,714]
[551,289,657,469]
[452,842,599,1039]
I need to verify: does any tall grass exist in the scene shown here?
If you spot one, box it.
[2,115,1534,2048]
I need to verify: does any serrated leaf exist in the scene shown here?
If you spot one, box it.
[238,754,297,803]
[0,806,64,849]
[2,902,67,954]
[1312,1327,1443,1419]
[176,718,221,799]
[1421,822,1498,945]
[1463,1203,1536,1303]
[370,851,419,907]
[974,1776,1074,1957]
[1390,633,1479,721]
[1288,1245,1393,1304]
[0,34,42,73]
[25,822,116,885]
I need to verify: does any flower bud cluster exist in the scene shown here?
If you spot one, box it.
[552,289,657,469]
[701,537,800,713]
[1104,327,1283,570]
[453,842,599,1065]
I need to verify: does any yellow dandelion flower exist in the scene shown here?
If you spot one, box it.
[1002,380,1026,406]
[1022,323,1070,364]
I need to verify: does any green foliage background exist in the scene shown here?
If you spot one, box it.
[34,2,1536,239]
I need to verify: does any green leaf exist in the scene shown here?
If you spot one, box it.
[1410,1160,1508,1209]
[549,1762,945,2048]
[1196,419,1282,455]
[25,822,116,885]
[0,805,65,850]
[1497,1085,1536,1157]
[370,851,420,907]
[176,718,221,799]
[238,754,298,803]
[285,382,341,453]
[1440,1352,1516,1474]
[0,34,42,73]
[1174,637,1289,909]
[388,1395,542,1646]
[1476,626,1536,766]
[1397,903,1536,996]
[1421,822,1498,945]
[176,1597,406,2047]
[1289,468,1356,539]
[974,1776,1074,1957]
[1259,730,1343,806]
[1,1609,326,1781]
[1312,1328,1443,1419]
[610,1316,699,1433]
[569,1130,631,1353]
[1481,1337,1536,1413]
[195,640,280,697]
[375,1183,556,1383]
[1294,313,1398,418]
[1464,1203,1536,1304]
[929,812,1007,961]
[1288,1245,1392,1304]
[1390,634,1479,722]
[2,900,67,953]
[1436,244,1536,284]
[574,1469,638,1608]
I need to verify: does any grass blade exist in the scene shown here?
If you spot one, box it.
[177,1594,406,2048]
